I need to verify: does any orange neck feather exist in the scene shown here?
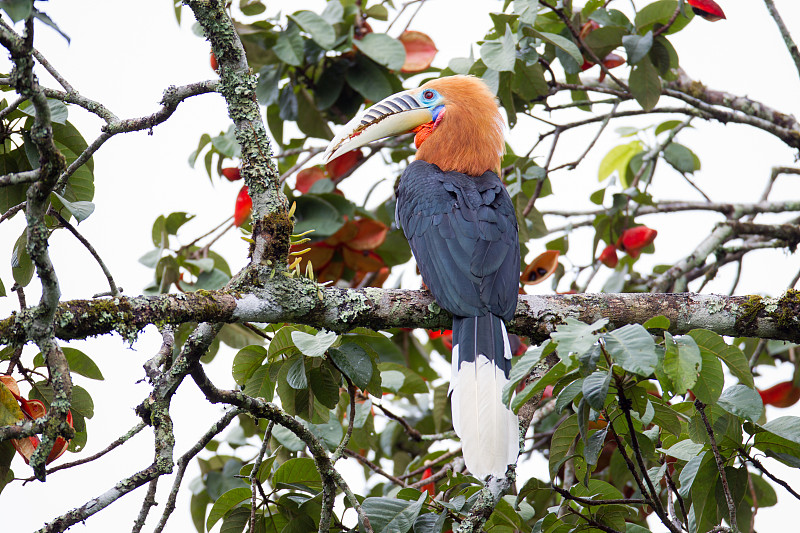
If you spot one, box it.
[414,76,504,177]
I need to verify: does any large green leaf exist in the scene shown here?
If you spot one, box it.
[206,487,251,531]
[635,0,692,34]
[346,56,393,102]
[378,363,427,395]
[603,324,658,376]
[273,457,323,492]
[354,33,406,71]
[549,414,578,477]
[232,345,267,385]
[582,370,612,411]
[622,30,653,65]
[11,231,33,288]
[663,332,701,395]
[526,29,583,67]
[480,27,516,72]
[550,318,607,359]
[629,57,661,111]
[292,330,337,358]
[33,347,104,380]
[717,384,763,422]
[688,330,753,387]
[361,492,427,533]
[760,416,800,446]
[328,343,372,390]
[288,11,335,49]
[273,24,304,66]
[690,338,724,404]
[292,195,345,237]
[598,141,642,184]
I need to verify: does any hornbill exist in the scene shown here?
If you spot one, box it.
[323,75,520,479]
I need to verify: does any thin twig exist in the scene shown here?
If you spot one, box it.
[49,208,120,296]
[343,448,408,487]
[762,0,800,80]
[739,449,800,501]
[374,402,421,441]
[250,421,274,533]
[696,400,738,532]
[331,379,357,463]
[131,477,159,533]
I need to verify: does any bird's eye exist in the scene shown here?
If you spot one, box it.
[422,90,436,101]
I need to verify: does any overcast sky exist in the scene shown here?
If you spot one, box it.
[2,1,800,531]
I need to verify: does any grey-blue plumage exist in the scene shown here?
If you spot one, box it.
[396,160,520,478]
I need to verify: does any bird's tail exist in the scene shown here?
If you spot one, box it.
[449,314,520,479]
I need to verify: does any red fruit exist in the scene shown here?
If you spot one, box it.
[210,51,218,71]
[325,149,364,180]
[598,244,619,268]
[428,329,453,351]
[420,467,435,495]
[234,186,252,227]
[399,31,438,73]
[221,167,241,181]
[617,226,657,257]
[759,381,800,408]
[687,0,726,22]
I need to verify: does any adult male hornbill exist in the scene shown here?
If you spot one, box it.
[324,75,520,479]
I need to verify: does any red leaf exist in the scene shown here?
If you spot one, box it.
[420,467,435,495]
[295,166,326,194]
[759,381,800,408]
[579,20,600,40]
[325,149,363,180]
[325,220,359,246]
[221,167,241,181]
[347,218,388,251]
[602,53,625,70]
[617,226,657,256]
[521,250,560,285]
[234,186,252,227]
[210,51,218,71]
[342,248,384,273]
[598,245,619,268]
[688,0,726,21]
[399,31,438,73]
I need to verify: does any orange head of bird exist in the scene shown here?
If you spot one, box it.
[323,75,504,177]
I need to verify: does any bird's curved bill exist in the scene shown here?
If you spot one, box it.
[323,90,432,163]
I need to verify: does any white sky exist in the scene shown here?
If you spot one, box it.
[2,1,800,531]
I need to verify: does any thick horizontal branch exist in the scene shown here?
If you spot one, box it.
[2,266,800,345]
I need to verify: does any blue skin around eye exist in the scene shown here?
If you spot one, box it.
[431,105,445,121]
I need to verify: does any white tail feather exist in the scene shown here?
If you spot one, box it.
[451,339,519,478]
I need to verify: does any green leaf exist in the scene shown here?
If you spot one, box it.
[232,345,267,385]
[206,487,251,530]
[273,457,323,492]
[663,332,701,395]
[292,195,345,237]
[51,191,95,223]
[354,33,406,71]
[378,363,427,395]
[664,142,700,174]
[643,315,670,330]
[598,141,642,183]
[220,506,250,533]
[243,364,276,401]
[622,31,653,65]
[296,87,333,140]
[328,343,373,390]
[289,11,335,49]
[550,318,608,358]
[717,384,763,422]
[635,0,692,34]
[603,324,658,376]
[527,30,583,67]
[690,339,724,404]
[549,414,578,477]
[661,439,704,461]
[0,0,32,22]
[582,370,612,411]
[274,24,304,67]
[239,0,265,16]
[480,27,516,72]
[510,362,567,412]
[292,330,337,358]
[365,4,389,21]
[33,347,104,380]
[629,57,661,111]
[362,492,427,533]
[320,0,343,24]
[688,330,753,387]
[678,451,706,498]
[760,416,800,445]
[20,98,68,124]
[286,354,307,389]
[346,55,393,102]
[11,231,33,288]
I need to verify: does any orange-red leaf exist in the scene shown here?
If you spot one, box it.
[296,166,327,194]
[347,219,388,251]
[759,381,800,408]
[688,0,726,21]
[221,167,241,181]
[342,248,384,273]
[20,398,47,420]
[325,220,359,246]
[602,53,625,69]
[325,149,363,180]
[420,467,435,495]
[0,375,21,400]
[400,31,438,73]
[234,186,252,227]
[521,250,560,285]
[210,51,218,71]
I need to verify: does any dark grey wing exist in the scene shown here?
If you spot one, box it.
[396,160,520,322]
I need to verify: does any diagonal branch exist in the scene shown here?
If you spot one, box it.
[762,0,800,80]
